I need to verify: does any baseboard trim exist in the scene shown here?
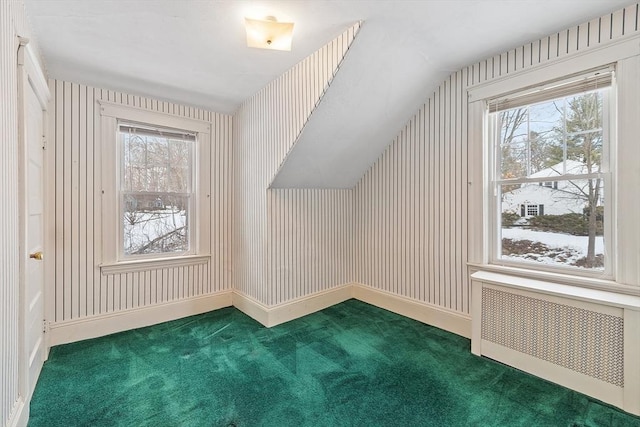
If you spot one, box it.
[46,284,471,347]
[6,396,27,427]
[352,283,471,338]
[268,285,352,327]
[48,291,233,346]
[232,285,353,327]
[232,291,270,326]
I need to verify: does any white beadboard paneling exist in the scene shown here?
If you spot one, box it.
[1,2,20,424]
[234,23,360,306]
[354,3,639,316]
[1,1,37,424]
[47,81,233,323]
[354,70,469,314]
[268,189,353,305]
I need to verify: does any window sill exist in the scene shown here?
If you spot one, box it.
[100,254,210,275]
[468,262,640,298]
[470,269,640,311]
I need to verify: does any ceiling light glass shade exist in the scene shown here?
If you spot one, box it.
[245,17,294,51]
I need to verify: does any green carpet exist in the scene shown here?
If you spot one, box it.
[29,300,640,426]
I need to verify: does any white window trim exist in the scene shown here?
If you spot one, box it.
[100,255,210,275]
[467,33,640,294]
[467,35,639,103]
[98,101,211,270]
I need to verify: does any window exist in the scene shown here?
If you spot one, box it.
[99,102,211,270]
[119,123,195,257]
[540,181,557,189]
[522,204,542,217]
[488,69,613,274]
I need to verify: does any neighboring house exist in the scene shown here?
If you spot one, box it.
[502,160,601,218]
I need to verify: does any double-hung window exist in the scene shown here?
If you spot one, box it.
[99,102,211,271]
[119,123,195,257]
[487,68,614,275]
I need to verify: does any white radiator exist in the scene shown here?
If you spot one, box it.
[471,271,640,416]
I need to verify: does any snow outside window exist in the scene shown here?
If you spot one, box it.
[119,123,195,258]
[488,71,613,274]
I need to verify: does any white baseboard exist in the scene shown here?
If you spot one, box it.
[46,284,471,347]
[352,283,471,338]
[232,285,352,327]
[232,291,270,326]
[233,283,470,337]
[48,291,233,346]
[268,285,352,327]
[7,396,27,427]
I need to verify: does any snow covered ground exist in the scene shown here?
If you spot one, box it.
[501,227,604,269]
[124,209,187,254]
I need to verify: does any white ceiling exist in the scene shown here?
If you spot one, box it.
[26,0,631,188]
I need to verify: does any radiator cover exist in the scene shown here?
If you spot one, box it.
[471,271,640,416]
[481,287,624,387]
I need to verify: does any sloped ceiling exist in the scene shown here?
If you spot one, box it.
[25,0,632,188]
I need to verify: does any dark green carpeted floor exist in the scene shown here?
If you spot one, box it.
[29,300,640,426]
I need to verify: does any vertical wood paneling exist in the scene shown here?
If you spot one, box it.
[0,1,35,424]
[234,23,360,305]
[268,189,353,305]
[0,2,20,423]
[48,80,233,322]
[354,4,639,316]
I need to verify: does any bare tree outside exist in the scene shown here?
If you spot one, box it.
[563,92,604,267]
[120,126,194,256]
[496,88,607,270]
[498,108,528,192]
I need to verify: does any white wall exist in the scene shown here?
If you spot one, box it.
[354,3,640,315]
[46,82,233,333]
[354,62,471,315]
[233,24,359,306]
[1,2,39,425]
[0,3,21,424]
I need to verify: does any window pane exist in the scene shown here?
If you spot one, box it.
[566,91,603,173]
[499,109,528,179]
[566,92,602,131]
[528,100,564,174]
[500,179,604,270]
[496,89,606,180]
[567,131,603,173]
[119,124,194,258]
[500,141,527,179]
[121,132,192,193]
[167,139,192,192]
[123,193,189,255]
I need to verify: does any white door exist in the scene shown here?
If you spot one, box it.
[18,40,50,403]
[24,80,45,397]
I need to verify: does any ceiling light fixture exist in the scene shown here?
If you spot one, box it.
[245,16,294,51]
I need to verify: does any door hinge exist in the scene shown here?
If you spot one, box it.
[42,135,46,150]
[42,319,49,334]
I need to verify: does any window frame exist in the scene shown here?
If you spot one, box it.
[118,121,196,260]
[99,101,211,273]
[485,71,616,279]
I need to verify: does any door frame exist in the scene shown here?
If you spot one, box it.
[16,36,50,418]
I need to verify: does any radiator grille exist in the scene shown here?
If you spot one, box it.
[481,287,624,387]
